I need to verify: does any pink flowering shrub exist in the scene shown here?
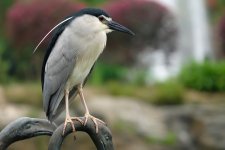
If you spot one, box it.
[5,0,84,79]
[102,0,177,65]
[217,15,225,58]
[6,0,85,49]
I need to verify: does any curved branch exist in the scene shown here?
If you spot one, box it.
[0,117,114,150]
[49,117,114,150]
[0,117,56,149]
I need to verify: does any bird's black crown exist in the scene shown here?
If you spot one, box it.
[71,8,110,19]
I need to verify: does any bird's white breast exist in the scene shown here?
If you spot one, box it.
[65,16,107,90]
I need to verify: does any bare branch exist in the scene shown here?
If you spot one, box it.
[0,117,55,150]
[49,117,114,150]
[0,117,114,150]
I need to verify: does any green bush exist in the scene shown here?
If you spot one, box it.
[78,0,106,5]
[105,80,184,105]
[89,62,148,87]
[152,81,184,105]
[145,131,177,146]
[106,81,136,97]
[0,38,9,83]
[179,61,225,92]
[89,63,128,85]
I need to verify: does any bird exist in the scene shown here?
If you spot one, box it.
[38,8,134,135]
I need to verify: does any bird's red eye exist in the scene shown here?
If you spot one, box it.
[98,16,104,22]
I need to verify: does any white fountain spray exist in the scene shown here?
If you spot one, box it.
[142,0,212,83]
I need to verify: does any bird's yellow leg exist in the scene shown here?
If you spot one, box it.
[78,84,105,133]
[62,89,83,136]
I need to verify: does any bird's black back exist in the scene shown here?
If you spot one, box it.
[41,8,110,89]
[41,18,72,89]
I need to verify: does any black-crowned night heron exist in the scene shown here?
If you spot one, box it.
[35,8,134,135]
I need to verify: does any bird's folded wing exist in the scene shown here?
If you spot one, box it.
[43,42,76,121]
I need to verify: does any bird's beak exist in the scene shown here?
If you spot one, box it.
[108,20,135,35]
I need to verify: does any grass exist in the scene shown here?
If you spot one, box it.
[2,80,185,107]
[3,82,42,107]
[145,131,177,146]
[89,63,128,85]
[105,81,154,101]
[104,80,185,105]
[179,61,225,92]
[113,119,177,146]
[152,81,184,105]
[113,119,137,135]
[2,76,225,109]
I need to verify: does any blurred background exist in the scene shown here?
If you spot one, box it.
[0,0,225,149]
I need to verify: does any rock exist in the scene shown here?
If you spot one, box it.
[194,105,225,150]
[0,87,5,104]
[1,92,224,150]
[87,96,225,150]
[87,95,168,140]
[165,104,225,150]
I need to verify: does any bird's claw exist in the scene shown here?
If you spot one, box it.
[62,117,75,136]
[84,113,105,133]
[62,116,84,137]
[71,117,84,125]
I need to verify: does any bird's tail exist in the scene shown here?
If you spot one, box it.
[47,87,78,122]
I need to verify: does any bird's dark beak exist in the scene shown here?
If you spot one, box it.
[108,20,135,35]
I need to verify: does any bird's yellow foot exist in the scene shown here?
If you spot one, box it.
[62,116,83,136]
[84,113,105,133]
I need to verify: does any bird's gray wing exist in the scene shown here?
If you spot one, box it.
[41,17,73,89]
[51,63,96,121]
[43,38,77,121]
[46,64,96,122]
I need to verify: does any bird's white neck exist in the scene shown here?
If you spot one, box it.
[65,15,107,89]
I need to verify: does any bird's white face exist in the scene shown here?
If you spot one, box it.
[71,14,113,36]
[68,13,134,39]
[96,15,113,33]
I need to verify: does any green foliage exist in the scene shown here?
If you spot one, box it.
[208,0,223,20]
[0,38,9,83]
[103,80,184,105]
[105,81,154,101]
[113,120,136,134]
[89,62,147,87]
[145,132,177,146]
[0,0,14,25]
[129,69,147,86]
[179,61,225,92]
[78,0,106,5]
[152,81,184,105]
[11,47,37,80]
[106,82,137,97]
[0,0,14,10]
[89,63,128,85]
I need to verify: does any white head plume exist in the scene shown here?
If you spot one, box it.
[33,16,73,53]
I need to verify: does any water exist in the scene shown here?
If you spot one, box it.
[176,0,212,61]
[142,0,212,82]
